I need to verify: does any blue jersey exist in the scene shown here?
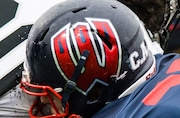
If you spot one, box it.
[93,53,180,118]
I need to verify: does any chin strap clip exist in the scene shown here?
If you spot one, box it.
[61,50,90,108]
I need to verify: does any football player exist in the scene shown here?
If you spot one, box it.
[0,0,163,117]
[19,0,180,118]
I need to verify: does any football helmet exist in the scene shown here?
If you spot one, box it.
[20,0,155,117]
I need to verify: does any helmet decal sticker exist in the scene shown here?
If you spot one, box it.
[51,18,122,93]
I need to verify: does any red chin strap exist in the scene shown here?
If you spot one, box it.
[20,78,69,118]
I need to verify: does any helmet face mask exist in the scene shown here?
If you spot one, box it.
[21,63,107,118]
[21,69,69,118]
[21,0,155,117]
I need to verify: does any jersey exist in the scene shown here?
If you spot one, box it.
[93,53,180,118]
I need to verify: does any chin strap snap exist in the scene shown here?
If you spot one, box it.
[61,50,90,108]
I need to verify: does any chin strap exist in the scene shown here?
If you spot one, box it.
[61,50,90,108]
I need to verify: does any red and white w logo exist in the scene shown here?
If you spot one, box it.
[51,18,122,93]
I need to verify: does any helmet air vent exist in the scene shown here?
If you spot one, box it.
[72,7,87,13]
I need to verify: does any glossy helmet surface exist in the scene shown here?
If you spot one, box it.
[21,0,155,117]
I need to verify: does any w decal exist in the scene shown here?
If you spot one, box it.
[51,18,122,92]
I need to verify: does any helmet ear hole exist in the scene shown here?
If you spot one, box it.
[72,7,87,13]
[87,83,103,104]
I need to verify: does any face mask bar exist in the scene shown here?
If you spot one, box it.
[20,72,69,118]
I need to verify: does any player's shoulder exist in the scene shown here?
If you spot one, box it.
[155,53,180,62]
[93,53,180,118]
[155,53,180,73]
